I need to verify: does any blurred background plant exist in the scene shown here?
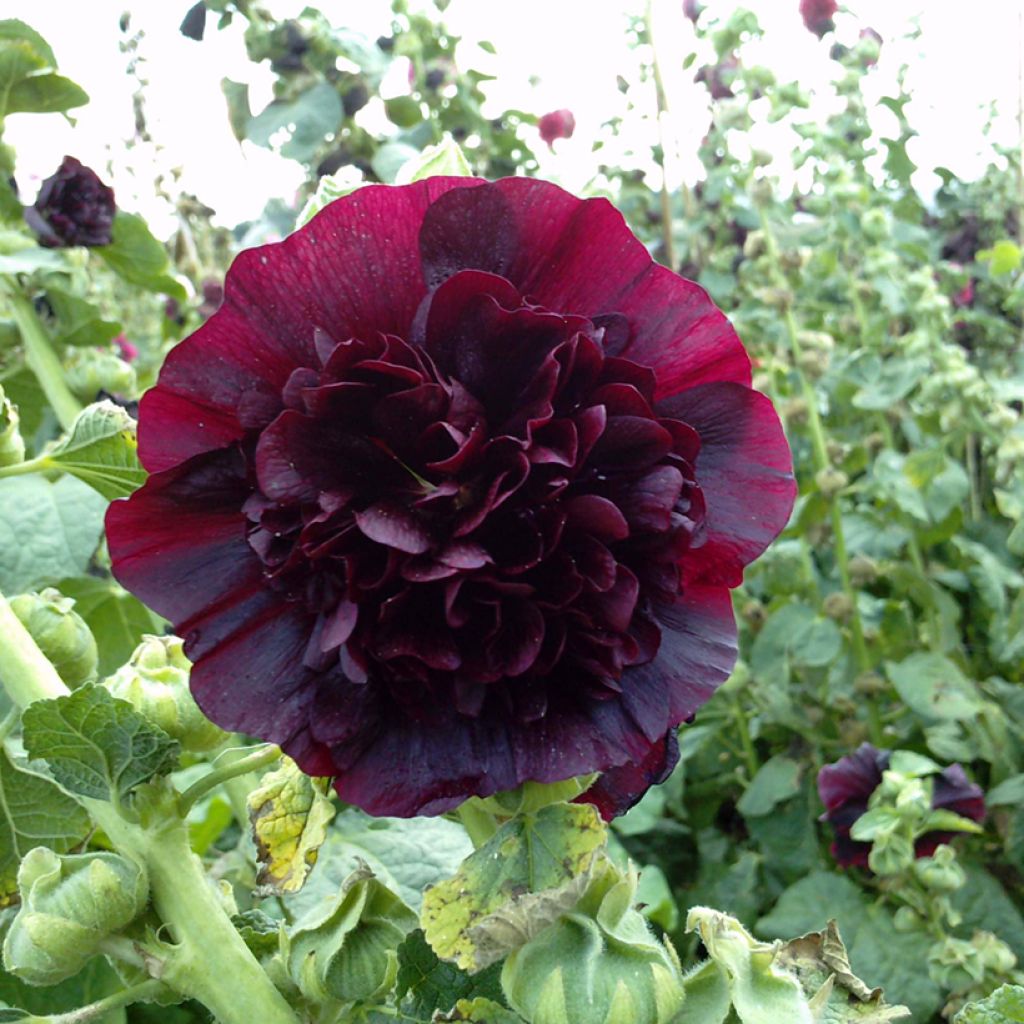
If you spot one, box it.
[0,1,1021,1021]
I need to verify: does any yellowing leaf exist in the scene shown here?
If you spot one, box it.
[247,756,335,895]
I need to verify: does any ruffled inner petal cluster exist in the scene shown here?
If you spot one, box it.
[108,177,796,817]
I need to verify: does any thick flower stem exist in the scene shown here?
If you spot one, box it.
[5,290,82,431]
[756,209,883,746]
[0,588,301,1024]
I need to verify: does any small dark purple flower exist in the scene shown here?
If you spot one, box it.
[683,0,703,23]
[818,743,985,868]
[538,110,576,149]
[107,177,795,817]
[800,0,838,38]
[24,157,116,249]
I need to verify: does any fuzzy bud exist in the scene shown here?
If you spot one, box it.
[815,467,849,497]
[0,384,25,467]
[501,860,684,1024]
[104,635,225,752]
[286,866,417,1004]
[927,936,985,993]
[853,671,885,696]
[64,349,136,400]
[823,592,854,622]
[3,848,148,985]
[913,845,966,893]
[849,555,879,587]
[10,589,98,688]
[972,931,1017,976]
[742,230,767,260]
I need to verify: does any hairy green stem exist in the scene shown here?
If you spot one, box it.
[757,208,883,745]
[44,979,166,1024]
[5,291,81,431]
[0,588,301,1024]
[178,743,281,814]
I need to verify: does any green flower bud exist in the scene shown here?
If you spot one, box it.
[287,865,417,1004]
[0,384,25,467]
[867,830,915,876]
[501,860,684,1024]
[64,348,136,399]
[104,635,225,752]
[10,589,98,688]
[892,907,924,933]
[913,845,966,893]
[3,848,148,985]
[814,467,849,497]
[972,931,1017,976]
[823,592,854,622]
[927,936,985,994]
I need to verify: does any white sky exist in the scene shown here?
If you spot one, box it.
[4,0,1022,236]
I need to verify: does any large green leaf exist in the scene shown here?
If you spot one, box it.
[45,287,121,349]
[955,985,1024,1023]
[94,212,186,299]
[0,21,55,67]
[40,401,145,500]
[0,747,90,905]
[246,82,343,163]
[421,803,607,972]
[886,653,983,721]
[22,684,180,803]
[0,475,106,593]
[5,73,87,115]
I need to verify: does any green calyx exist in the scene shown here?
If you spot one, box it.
[63,347,136,399]
[3,847,148,985]
[286,864,418,1005]
[500,859,684,1024]
[9,588,98,688]
[103,634,225,752]
[0,384,25,467]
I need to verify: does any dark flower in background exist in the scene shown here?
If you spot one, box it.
[198,277,224,319]
[179,1,207,42]
[695,55,739,101]
[800,0,838,38]
[24,156,115,249]
[107,177,795,817]
[818,743,986,868]
[859,26,883,66]
[114,335,139,362]
[538,110,576,149]
[683,0,703,23]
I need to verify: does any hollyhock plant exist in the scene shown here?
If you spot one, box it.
[106,176,795,817]
[800,0,838,38]
[537,109,576,148]
[24,156,115,248]
[818,743,986,869]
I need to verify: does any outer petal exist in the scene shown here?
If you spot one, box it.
[817,743,887,814]
[578,729,680,821]
[418,178,752,396]
[141,176,484,472]
[659,382,796,587]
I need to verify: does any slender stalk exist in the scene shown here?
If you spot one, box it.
[178,743,281,814]
[5,291,81,430]
[732,697,759,779]
[757,209,883,745]
[45,979,166,1024]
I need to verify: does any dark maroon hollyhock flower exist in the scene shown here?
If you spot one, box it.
[579,729,680,821]
[800,0,838,38]
[106,177,795,817]
[683,0,703,22]
[198,278,224,319]
[538,110,576,149]
[24,157,116,249]
[818,743,986,868]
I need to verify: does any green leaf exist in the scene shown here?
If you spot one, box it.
[0,475,106,594]
[385,95,423,128]
[954,984,1024,1023]
[231,909,283,959]
[38,401,145,501]
[56,576,159,677]
[0,950,125,1018]
[985,774,1024,807]
[5,73,87,114]
[421,803,607,972]
[737,756,801,818]
[220,77,251,143]
[45,287,120,348]
[290,809,472,915]
[247,756,335,896]
[22,684,180,803]
[247,82,343,163]
[978,240,1023,276]
[434,998,525,1022]
[0,746,90,906]
[0,21,56,67]
[0,248,68,274]
[951,868,1024,961]
[395,929,505,1019]
[886,653,983,720]
[0,42,45,117]
[94,212,186,300]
